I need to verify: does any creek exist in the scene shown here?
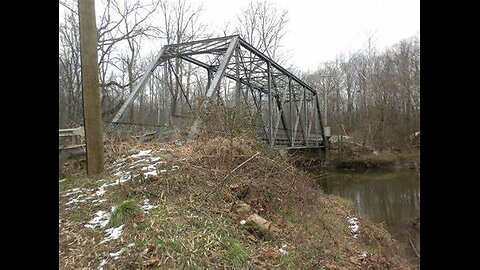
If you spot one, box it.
[318,170,420,266]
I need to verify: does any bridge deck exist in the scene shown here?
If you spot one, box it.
[260,138,325,149]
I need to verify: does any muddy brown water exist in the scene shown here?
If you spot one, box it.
[317,170,420,266]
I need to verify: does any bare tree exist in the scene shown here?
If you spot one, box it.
[59,0,162,126]
[96,0,161,122]
[235,0,288,64]
[59,3,83,128]
[156,0,206,127]
[303,36,420,149]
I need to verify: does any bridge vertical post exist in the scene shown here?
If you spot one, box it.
[206,68,212,89]
[163,63,170,127]
[235,47,241,106]
[289,77,294,147]
[315,93,327,158]
[303,86,308,145]
[216,76,220,102]
[267,62,273,146]
[259,92,262,113]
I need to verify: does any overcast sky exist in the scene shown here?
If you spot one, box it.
[61,0,419,72]
[201,0,420,71]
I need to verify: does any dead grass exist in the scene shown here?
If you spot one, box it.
[59,133,414,269]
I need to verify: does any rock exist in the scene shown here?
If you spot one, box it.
[230,183,250,199]
[236,185,251,200]
[245,213,279,237]
[234,202,253,219]
[247,234,257,242]
[229,183,240,189]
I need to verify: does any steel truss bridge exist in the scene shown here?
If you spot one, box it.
[108,35,327,152]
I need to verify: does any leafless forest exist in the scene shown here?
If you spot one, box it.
[59,0,419,150]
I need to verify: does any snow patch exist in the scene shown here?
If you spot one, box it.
[150,157,162,162]
[141,164,156,171]
[98,258,107,269]
[65,194,88,206]
[85,210,110,229]
[109,248,125,260]
[95,185,107,196]
[141,199,157,213]
[279,244,288,255]
[144,171,158,177]
[61,187,83,197]
[347,216,360,238]
[91,198,107,204]
[101,224,124,243]
[130,150,152,158]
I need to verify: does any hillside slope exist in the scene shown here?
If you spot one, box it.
[59,135,413,269]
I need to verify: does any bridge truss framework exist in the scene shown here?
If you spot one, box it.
[109,35,327,151]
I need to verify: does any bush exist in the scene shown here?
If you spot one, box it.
[107,199,142,228]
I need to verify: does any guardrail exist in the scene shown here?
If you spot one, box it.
[59,127,86,170]
[59,126,85,146]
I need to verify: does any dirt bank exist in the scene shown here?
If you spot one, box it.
[326,135,420,171]
[59,135,414,269]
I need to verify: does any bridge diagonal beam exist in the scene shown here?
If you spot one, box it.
[238,51,269,140]
[267,62,273,145]
[238,38,317,94]
[272,77,292,146]
[292,87,307,145]
[188,36,240,138]
[107,46,167,132]
[166,59,192,110]
[315,92,326,147]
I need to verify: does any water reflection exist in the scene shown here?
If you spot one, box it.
[319,171,420,264]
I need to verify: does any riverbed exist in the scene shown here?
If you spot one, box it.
[318,170,420,267]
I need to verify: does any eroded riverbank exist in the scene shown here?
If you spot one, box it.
[317,170,420,268]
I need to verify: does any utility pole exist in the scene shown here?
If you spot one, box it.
[78,0,105,176]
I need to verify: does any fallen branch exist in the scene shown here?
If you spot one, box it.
[205,151,260,199]
[408,237,420,258]
[316,173,330,178]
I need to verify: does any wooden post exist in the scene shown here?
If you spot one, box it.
[78,0,104,176]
